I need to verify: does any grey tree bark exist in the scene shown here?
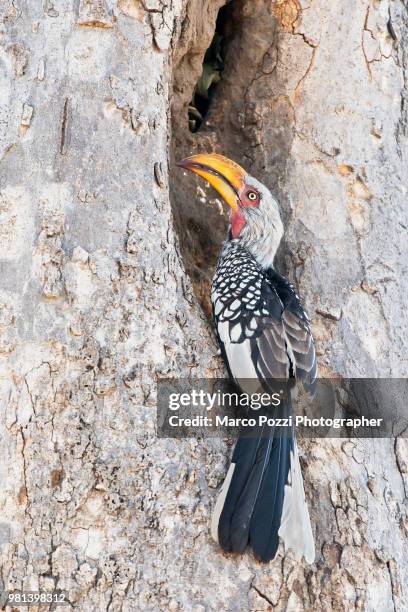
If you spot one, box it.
[0,0,407,610]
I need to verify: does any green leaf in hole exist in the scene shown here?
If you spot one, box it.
[195,64,221,99]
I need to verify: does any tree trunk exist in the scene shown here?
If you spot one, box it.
[1,0,407,610]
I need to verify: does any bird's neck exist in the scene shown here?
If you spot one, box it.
[223,236,279,271]
[228,225,283,269]
[227,198,284,269]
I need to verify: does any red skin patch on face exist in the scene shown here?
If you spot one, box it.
[230,189,259,238]
[240,193,259,208]
[231,210,246,238]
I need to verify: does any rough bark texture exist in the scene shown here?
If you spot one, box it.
[0,0,407,610]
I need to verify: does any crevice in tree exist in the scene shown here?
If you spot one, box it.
[187,3,231,133]
[60,98,69,156]
[170,0,293,316]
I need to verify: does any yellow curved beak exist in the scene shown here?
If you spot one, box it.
[177,153,247,211]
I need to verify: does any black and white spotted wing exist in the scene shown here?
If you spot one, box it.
[212,241,317,392]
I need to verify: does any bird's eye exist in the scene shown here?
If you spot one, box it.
[247,191,257,201]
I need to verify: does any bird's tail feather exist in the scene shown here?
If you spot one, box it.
[211,397,314,563]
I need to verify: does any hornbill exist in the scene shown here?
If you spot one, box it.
[178,153,316,564]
